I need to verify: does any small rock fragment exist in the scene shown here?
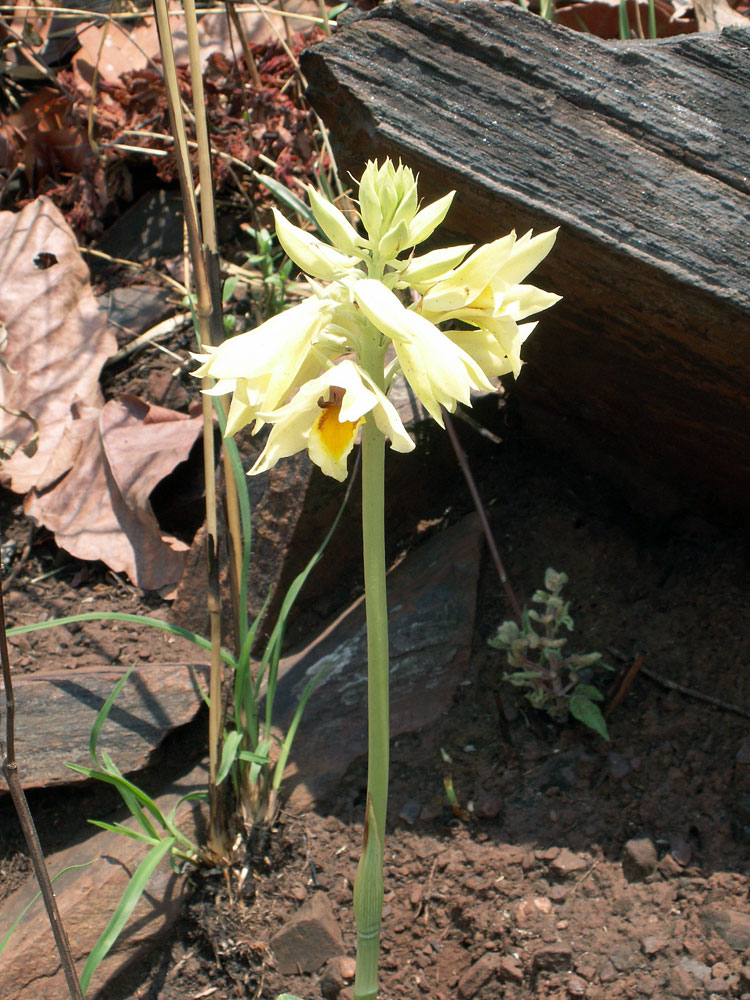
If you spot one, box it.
[669,965,698,997]
[700,908,750,951]
[398,799,422,824]
[711,961,731,981]
[622,836,658,881]
[599,957,618,983]
[339,956,356,980]
[669,832,692,866]
[269,892,344,974]
[658,853,684,877]
[499,954,524,981]
[321,957,347,999]
[457,952,502,999]
[642,936,669,956]
[533,942,573,972]
[678,957,711,982]
[567,975,587,996]
[551,848,588,877]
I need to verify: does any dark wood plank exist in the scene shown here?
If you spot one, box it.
[301,2,750,522]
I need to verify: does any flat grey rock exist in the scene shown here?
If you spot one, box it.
[5,663,208,790]
[273,513,483,812]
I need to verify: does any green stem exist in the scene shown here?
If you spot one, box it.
[361,414,389,847]
[353,375,389,1000]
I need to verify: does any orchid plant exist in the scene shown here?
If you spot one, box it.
[194,159,559,1000]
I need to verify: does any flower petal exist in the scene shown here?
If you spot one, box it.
[273,209,358,281]
[494,228,558,286]
[308,405,362,481]
[420,232,516,313]
[308,186,363,255]
[406,191,455,247]
[397,244,473,289]
[353,278,492,421]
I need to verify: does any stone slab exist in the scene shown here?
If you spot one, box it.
[0,763,207,999]
[3,663,208,790]
[272,513,483,812]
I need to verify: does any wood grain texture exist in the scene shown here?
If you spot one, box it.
[302,2,750,521]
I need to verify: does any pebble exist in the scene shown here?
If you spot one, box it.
[670,965,698,997]
[532,942,573,972]
[678,957,711,982]
[622,836,658,881]
[701,908,750,951]
[642,935,669,956]
[670,833,692,866]
[457,952,502,999]
[551,848,588,876]
[599,957,618,983]
[499,955,524,981]
[608,752,632,779]
[269,892,344,974]
[567,975,587,996]
[398,799,422,825]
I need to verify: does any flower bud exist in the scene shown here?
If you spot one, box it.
[308,186,362,255]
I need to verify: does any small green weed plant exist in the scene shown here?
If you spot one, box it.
[489,568,613,739]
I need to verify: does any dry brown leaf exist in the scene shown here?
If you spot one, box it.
[25,396,204,592]
[72,20,165,89]
[0,196,116,495]
[72,0,323,89]
[693,0,748,28]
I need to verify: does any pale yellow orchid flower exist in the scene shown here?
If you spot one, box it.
[420,228,560,315]
[250,359,414,481]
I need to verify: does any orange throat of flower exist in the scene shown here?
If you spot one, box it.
[313,402,361,462]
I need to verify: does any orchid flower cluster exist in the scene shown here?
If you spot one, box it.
[193,160,560,479]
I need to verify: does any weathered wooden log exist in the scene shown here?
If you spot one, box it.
[301,2,750,523]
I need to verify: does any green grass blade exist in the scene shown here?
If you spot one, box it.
[647,0,656,37]
[253,171,315,226]
[216,729,243,786]
[211,402,252,649]
[259,461,356,725]
[65,763,180,834]
[89,665,136,765]
[166,789,209,826]
[7,613,237,670]
[237,748,271,766]
[618,0,630,38]
[0,862,94,957]
[79,836,176,996]
[235,597,269,750]
[87,821,159,845]
[271,658,333,792]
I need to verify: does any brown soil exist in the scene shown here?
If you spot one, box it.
[2,413,749,1000]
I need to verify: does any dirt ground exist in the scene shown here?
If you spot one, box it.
[2,406,749,1000]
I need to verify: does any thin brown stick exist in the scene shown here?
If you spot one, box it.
[153,0,228,860]
[443,409,523,623]
[0,568,84,1000]
[605,652,645,719]
[641,664,750,719]
[226,0,262,86]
